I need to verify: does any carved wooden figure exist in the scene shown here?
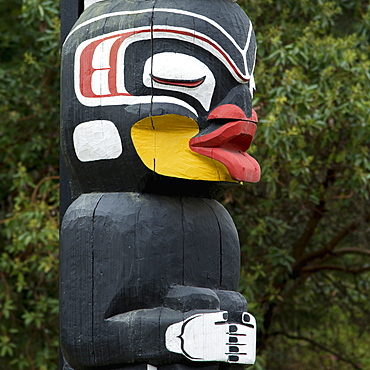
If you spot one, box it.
[60,0,260,369]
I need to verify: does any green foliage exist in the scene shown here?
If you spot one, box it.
[0,0,60,368]
[233,0,370,368]
[0,0,369,369]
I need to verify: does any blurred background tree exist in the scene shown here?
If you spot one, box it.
[0,0,369,369]
[0,0,60,368]
[233,0,370,369]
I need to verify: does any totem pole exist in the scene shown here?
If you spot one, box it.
[60,0,260,369]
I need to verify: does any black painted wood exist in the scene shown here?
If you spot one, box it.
[61,0,83,43]
[60,193,244,368]
[60,0,84,220]
[60,2,84,369]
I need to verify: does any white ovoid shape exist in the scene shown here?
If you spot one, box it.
[73,120,122,162]
[165,311,256,364]
[143,53,216,111]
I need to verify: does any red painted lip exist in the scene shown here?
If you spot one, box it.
[208,104,258,123]
[189,106,260,183]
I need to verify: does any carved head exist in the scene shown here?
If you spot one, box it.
[61,0,260,197]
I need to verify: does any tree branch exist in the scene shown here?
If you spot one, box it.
[31,175,60,204]
[301,264,370,274]
[296,220,358,266]
[272,331,362,369]
[314,247,370,266]
[292,200,325,261]
[292,211,369,277]
[331,247,370,256]
[292,169,337,261]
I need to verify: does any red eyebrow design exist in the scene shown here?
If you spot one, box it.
[151,74,206,88]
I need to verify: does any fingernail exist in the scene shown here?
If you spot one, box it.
[228,355,239,362]
[229,325,237,332]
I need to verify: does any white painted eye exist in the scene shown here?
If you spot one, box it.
[143,53,216,111]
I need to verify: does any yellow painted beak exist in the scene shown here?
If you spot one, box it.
[131,114,236,183]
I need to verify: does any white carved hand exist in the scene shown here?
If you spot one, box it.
[165,311,256,364]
